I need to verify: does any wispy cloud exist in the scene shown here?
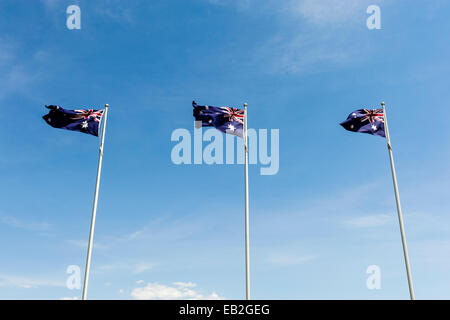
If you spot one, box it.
[95,5,134,25]
[0,215,51,232]
[344,214,392,228]
[66,239,106,250]
[60,296,79,300]
[0,40,15,67]
[172,281,197,288]
[0,274,65,289]
[133,263,155,274]
[40,0,60,10]
[207,0,382,26]
[267,254,316,266]
[255,32,359,74]
[207,0,385,74]
[95,261,157,275]
[289,0,380,26]
[131,281,224,300]
[0,39,43,102]
[207,0,255,11]
[118,214,210,244]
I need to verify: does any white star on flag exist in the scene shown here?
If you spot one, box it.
[81,121,88,129]
[228,124,235,132]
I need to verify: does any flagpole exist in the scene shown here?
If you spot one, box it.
[382,102,415,300]
[82,103,109,300]
[243,102,250,300]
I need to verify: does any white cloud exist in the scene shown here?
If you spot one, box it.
[131,282,224,300]
[60,296,79,300]
[344,214,392,228]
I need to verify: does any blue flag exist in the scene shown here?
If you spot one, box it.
[193,101,244,137]
[43,105,104,137]
[340,108,386,138]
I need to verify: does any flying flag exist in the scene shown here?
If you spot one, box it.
[43,103,110,300]
[340,108,385,137]
[192,100,252,300]
[43,105,104,137]
[192,101,244,137]
[340,102,415,300]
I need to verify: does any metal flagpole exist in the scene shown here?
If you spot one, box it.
[82,104,109,300]
[243,102,250,300]
[382,101,415,300]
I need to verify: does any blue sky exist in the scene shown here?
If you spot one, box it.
[1,0,450,300]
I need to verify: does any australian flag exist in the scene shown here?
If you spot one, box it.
[340,108,386,138]
[193,101,244,137]
[43,105,104,137]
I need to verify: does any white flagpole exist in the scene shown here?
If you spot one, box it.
[382,101,415,300]
[243,102,250,300]
[82,104,109,300]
